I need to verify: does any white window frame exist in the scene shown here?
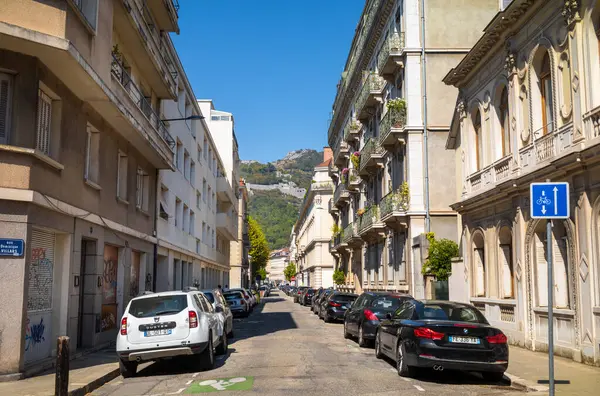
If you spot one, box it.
[36,88,53,155]
[136,167,149,211]
[117,151,128,203]
[0,72,13,145]
[84,123,100,186]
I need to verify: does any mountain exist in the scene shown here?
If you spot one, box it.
[242,149,324,250]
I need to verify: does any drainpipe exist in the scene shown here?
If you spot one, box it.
[153,169,159,292]
[421,0,431,232]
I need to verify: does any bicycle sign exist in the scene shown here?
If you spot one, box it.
[186,376,254,393]
[530,182,569,219]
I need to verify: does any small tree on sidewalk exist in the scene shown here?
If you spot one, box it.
[421,232,459,281]
[284,262,296,281]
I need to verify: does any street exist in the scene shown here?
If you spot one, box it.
[91,290,526,396]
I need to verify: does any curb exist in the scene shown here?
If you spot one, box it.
[505,372,549,392]
[68,367,120,396]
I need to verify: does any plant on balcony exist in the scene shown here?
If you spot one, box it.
[333,269,346,286]
[349,173,359,183]
[331,223,342,237]
[387,98,407,128]
[350,121,360,132]
[356,208,366,217]
[421,232,459,281]
[387,98,407,112]
[350,152,360,169]
[391,182,410,211]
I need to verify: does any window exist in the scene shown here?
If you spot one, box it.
[183,204,189,232]
[196,192,201,209]
[534,222,569,308]
[117,151,128,202]
[473,232,485,297]
[197,146,202,162]
[184,150,190,180]
[208,186,212,208]
[0,72,13,145]
[202,222,206,242]
[176,140,184,173]
[208,149,213,170]
[190,162,196,187]
[36,88,53,155]
[85,123,100,185]
[175,198,182,227]
[203,180,207,202]
[196,238,201,254]
[136,167,149,211]
[498,226,514,299]
[190,211,195,234]
[159,185,169,221]
[211,116,219,121]
[203,138,208,160]
[498,86,510,156]
[473,110,483,170]
[540,52,554,135]
[70,0,98,31]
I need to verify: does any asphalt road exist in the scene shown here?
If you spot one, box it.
[91,290,526,396]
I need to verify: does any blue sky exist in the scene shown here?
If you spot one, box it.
[172,0,365,163]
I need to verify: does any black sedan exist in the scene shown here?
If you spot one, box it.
[314,289,334,316]
[376,300,508,381]
[344,292,412,347]
[301,288,316,306]
[311,288,324,313]
[319,292,357,322]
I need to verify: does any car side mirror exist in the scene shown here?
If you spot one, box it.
[215,306,224,313]
[385,313,393,320]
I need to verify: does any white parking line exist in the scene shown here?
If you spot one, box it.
[166,388,186,395]
[413,385,425,391]
[192,372,200,378]
[186,379,193,385]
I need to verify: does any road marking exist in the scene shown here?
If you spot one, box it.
[192,372,200,378]
[166,388,186,394]
[186,379,193,385]
[413,385,425,391]
[401,377,411,382]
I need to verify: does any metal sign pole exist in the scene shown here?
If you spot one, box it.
[547,219,555,396]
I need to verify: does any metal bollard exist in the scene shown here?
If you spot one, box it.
[55,336,69,396]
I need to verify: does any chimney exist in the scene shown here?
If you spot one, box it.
[323,146,333,163]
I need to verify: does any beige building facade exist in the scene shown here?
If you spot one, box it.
[229,180,250,289]
[327,0,500,296]
[444,0,600,366]
[0,0,180,376]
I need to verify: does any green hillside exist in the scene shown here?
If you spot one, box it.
[248,190,301,249]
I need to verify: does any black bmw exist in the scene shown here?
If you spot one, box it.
[376,300,508,381]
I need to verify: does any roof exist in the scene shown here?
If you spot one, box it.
[315,158,332,168]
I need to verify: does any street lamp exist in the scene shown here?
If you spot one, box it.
[161,115,205,122]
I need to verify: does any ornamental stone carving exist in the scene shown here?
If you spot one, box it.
[562,0,581,28]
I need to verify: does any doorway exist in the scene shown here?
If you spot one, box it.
[77,239,97,349]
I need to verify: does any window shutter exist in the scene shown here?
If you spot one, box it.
[28,230,55,312]
[475,248,485,296]
[535,233,548,306]
[36,89,52,155]
[500,245,513,298]
[553,238,569,308]
[0,73,12,144]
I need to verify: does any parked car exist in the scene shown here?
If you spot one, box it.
[376,300,508,381]
[311,288,324,313]
[223,290,250,317]
[116,290,226,378]
[229,288,254,311]
[301,288,316,306]
[319,292,357,322]
[344,292,412,347]
[294,286,308,303]
[201,288,234,338]
[244,288,257,307]
[314,289,334,316]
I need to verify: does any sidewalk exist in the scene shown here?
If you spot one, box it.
[0,349,120,396]
[506,346,600,394]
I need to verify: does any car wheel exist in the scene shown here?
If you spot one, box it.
[481,371,505,382]
[358,325,369,348]
[396,341,415,377]
[216,332,228,356]
[200,334,215,371]
[375,330,384,359]
[119,359,137,378]
[324,313,331,323]
[227,327,234,339]
[343,320,351,339]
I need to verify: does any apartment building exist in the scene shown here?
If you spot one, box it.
[326,0,499,296]
[295,150,335,288]
[266,248,289,284]
[155,52,235,293]
[0,0,179,376]
[229,180,250,288]
[444,0,600,366]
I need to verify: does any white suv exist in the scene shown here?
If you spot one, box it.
[116,289,227,377]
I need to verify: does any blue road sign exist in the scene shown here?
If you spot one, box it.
[0,239,25,257]
[530,182,570,219]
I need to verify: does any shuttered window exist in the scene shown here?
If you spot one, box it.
[475,248,485,297]
[0,73,12,145]
[36,89,52,155]
[535,233,548,306]
[500,245,514,298]
[28,230,55,312]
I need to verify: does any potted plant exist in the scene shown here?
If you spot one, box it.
[350,151,360,169]
[341,168,349,184]
[386,98,407,128]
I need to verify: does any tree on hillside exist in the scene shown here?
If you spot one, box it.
[248,190,301,249]
[284,262,297,281]
[248,216,269,278]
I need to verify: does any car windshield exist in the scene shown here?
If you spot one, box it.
[370,296,405,311]
[224,292,242,300]
[203,292,215,304]
[415,302,488,324]
[128,295,188,318]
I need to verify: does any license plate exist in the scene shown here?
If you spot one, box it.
[144,329,172,337]
[449,336,480,344]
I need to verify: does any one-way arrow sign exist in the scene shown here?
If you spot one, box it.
[530,182,569,219]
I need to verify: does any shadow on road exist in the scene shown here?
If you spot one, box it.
[135,348,237,377]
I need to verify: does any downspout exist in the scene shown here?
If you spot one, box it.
[420,0,431,232]
[153,168,159,292]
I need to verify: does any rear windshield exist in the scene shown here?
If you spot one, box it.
[203,292,215,303]
[128,295,188,318]
[415,303,488,324]
[331,294,357,302]
[306,289,315,294]
[224,292,242,300]
[370,296,405,310]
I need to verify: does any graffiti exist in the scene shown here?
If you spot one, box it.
[100,304,117,332]
[103,245,118,304]
[130,251,140,297]
[24,317,46,352]
[145,273,153,291]
[27,247,53,311]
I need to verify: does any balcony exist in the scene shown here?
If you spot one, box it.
[380,187,409,226]
[379,107,407,148]
[331,234,345,252]
[217,176,236,206]
[146,0,180,33]
[333,183,351,208]
[466,155,514,195]
[217,212,237,241]
[358,138,385,176]
[377,32,405,80]
[328,161,339,179]
[334,140,350,166]
[115,0,178,98]
[344,119,362,143]
[357,205,385,238]
[584,105,600,140]
[347,169,361,191]
[328,198,339,215]
[355,72,385,121]
[342,222,361,246]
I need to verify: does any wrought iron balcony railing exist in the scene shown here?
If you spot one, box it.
[358,205,380,234]
[380,187,409,219]
[379,107,407,145]
[355,72,385,119]
[377,31,405,76]
[359,138,385,173]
